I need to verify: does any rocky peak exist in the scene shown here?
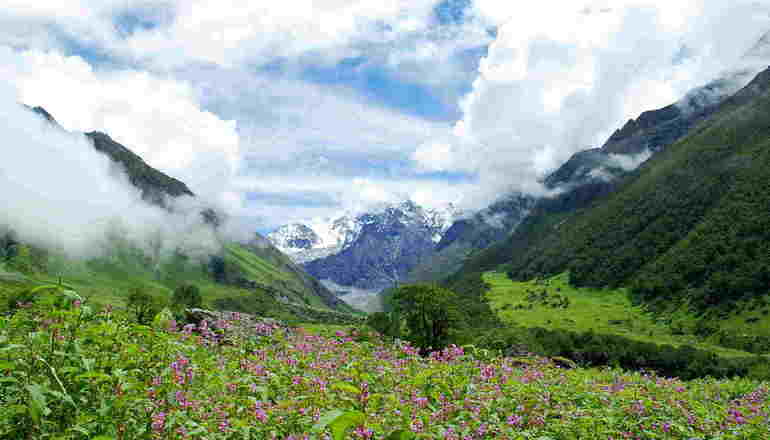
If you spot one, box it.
[268,224,320,250]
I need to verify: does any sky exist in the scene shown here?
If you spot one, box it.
[2,0,770,233]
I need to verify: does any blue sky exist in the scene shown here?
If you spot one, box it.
[0,0,495,231]
[1,0,768,232]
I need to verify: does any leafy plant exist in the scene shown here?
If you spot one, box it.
[126,288,164,324]
[1,299,769,439]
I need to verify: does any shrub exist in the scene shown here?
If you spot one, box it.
[172,283,203,309]
[127,289,164,325]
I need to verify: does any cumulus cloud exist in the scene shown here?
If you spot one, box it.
[427,0,770,202]
[0,83,220,260]
[180,65,473,228]
[119,0,441,68]
[0,0,456,72]
[234,173,473,230]
[0,0,491,103]
[4,0,770,234]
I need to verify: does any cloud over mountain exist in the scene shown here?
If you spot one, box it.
[2,1,770,230]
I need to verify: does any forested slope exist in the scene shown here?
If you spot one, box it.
[450,67,770,314]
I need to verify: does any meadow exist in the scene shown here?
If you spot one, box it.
[1,289,769,439]
[484,271,762,358]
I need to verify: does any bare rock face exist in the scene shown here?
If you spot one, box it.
[300,201,457,290]
[267,201,458,291]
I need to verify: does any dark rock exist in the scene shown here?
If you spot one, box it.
[303,202,448,290]
[85,131,194,208]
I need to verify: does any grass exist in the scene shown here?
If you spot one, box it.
[0,240,343,322]
[714,299,770,336]
[225,244,326,308]
[225,244,292,284]
[297,323,350,336]
[484,271,755,357]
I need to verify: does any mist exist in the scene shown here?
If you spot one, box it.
[0,85,224,262]
[415,0,770,209]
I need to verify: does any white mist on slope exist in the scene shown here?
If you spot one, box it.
[412,1,770,209]
[321,279,382,313]
[0,86,221,261]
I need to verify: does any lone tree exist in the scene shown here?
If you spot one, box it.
[127,289,162,324]
[172,283,202,309]
[389,283,462,353]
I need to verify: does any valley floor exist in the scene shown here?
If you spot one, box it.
[484,271,768,358]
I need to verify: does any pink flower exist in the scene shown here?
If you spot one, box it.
[151,412,166,433]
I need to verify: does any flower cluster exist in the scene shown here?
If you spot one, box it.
[2,307,769,439]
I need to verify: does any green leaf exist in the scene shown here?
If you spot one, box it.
[332,382,361,395]
[60,289,83,302]
[152,308,175,331]
[75,371,111,383]
[29,285,61,295]
[412,369,435,386]
[385,430,416,440]
[312,409,344,433]
[0,344,24,352]
[26,383,50,424]
[328,410,366,440]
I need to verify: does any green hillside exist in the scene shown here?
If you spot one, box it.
[483,271,756,358]
[0,107,356,322]
[505,68,770,307]
[449,67,770,317]
[0,235,356,323]
[433,67,770,369]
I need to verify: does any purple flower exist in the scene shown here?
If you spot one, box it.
[151,412,166,433]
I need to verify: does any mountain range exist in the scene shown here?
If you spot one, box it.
[262,31,770,323]
[269,201,458,293]
[6,30,770,336]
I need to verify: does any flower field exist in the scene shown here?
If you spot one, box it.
[1,299,769,439]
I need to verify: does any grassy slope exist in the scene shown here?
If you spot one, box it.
[3,107,353,321]
[483,271,755,357]
[442,69,770,348]
[0,239,355,323]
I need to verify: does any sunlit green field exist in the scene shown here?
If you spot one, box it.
[484,271,754,357]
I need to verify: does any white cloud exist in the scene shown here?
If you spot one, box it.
[5,48,241,209]
[4,0,770,234]
[117,0,442,68]
[608,149,653,171]
[431,0,770,200]
[412,141,455,172]
[184,66,467,227]
[0,0,490,98]
[0,78,221,260]
[233,173,472,229]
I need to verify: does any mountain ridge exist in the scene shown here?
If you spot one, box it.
[268,200,458,292]
[0,105,351,319]
[447,65,770,325]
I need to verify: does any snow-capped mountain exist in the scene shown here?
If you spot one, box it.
[267,215,361,264]
[267,200,459,265]
[298,200,461,291]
